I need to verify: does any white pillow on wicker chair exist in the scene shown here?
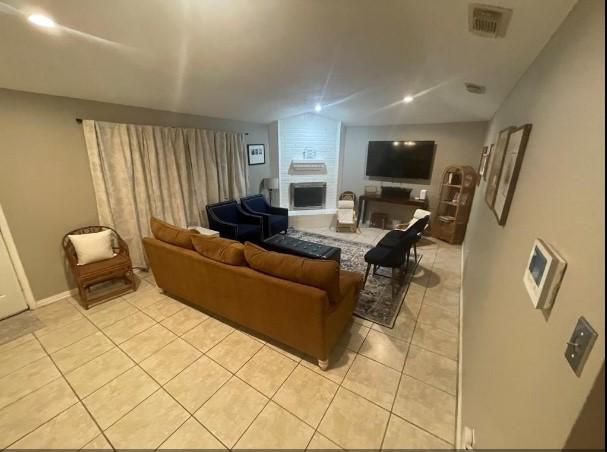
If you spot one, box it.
[68,229,115,265]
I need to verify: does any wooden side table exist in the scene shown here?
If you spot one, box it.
[187,226,220,237]
[370,212,388,229]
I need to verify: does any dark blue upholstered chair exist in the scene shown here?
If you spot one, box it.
[240,194,289,238]
[205,200,263,242]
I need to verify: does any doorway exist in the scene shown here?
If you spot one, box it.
[0,206,31,319]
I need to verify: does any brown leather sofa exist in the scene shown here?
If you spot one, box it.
[143,218,363,369]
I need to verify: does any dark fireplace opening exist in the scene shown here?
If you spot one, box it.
[290,182,326,210]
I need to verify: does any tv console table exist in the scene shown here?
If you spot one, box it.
[356,194,429,229]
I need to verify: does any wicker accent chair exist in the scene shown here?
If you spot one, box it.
[336,191,358,233]
[62,226,136,309]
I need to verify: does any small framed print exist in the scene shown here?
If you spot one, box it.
[247,144,265,166]
[485,127,513,209]
[484,144,494,181]
[493,124,532,225]
[477,145,490,185]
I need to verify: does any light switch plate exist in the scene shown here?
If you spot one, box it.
[565,317,597,377]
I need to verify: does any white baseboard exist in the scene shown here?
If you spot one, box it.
[34,289,78,309]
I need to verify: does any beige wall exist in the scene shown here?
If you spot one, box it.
[461,0,604,448]
[0,89,270,300]
[340,122,487,223]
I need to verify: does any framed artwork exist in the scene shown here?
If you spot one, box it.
[493,124,533,225]
[476,145,489,185]
[484,144,494,181]
[247,144,265,165]
[485,127,513,209]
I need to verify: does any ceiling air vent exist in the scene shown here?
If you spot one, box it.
[468,3,513,38]
[465,83,486,94]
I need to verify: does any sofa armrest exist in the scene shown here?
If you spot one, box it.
[267,206,289,216]
[237,206,264,225]
[340,270,364,299]
[207,209,238,237]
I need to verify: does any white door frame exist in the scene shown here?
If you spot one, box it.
[0,204,36,310]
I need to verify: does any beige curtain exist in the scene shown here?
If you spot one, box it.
[83,120,248,267]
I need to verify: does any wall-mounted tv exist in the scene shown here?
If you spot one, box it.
[365,140,436,179]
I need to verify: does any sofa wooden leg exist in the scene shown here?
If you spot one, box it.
[318,359,329,371]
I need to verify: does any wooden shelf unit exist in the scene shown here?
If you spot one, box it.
[433,165,477,244]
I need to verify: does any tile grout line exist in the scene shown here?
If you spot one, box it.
[84,306,237,450]
[378,252,432,451]
[17,333,114,449]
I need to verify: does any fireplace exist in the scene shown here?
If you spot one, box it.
[290,182,326,210]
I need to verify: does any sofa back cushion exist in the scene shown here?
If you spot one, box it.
[191,235,246,266]
[244,242,340,304]
[150,217,198,250]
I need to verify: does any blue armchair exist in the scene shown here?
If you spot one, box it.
[205,200,263,242]
[240,194,289,238]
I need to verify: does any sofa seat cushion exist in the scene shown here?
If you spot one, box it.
[191,235,246,266]
[78,252,131,279]
[150,217,199,249]
[244,242,340,305]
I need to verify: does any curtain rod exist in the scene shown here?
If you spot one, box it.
[75,118,249,135]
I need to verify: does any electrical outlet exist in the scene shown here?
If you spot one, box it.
[463,426,475,449]
[565,317,597,376]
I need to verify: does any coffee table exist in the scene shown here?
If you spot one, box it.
[263,234,341,263]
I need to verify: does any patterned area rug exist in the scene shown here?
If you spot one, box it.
[287,229,420,328]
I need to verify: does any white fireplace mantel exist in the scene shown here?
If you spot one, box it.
[289,160,327,172]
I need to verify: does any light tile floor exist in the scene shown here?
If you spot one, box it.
[0,227,461,450]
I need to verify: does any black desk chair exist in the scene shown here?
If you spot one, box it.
[362,229,417,298]
[376,215,430,262]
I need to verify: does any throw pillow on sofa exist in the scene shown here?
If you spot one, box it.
[244,242,341,305]
[150,217,199,250]
[191,235,246,266]
[68,229,115,265]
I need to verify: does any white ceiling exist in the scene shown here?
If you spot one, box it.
[0,0,576,125]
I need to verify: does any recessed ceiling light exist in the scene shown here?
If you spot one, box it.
[392,141,400,146]
[314,103,322,112]
[403,95,414,104]
[27,14,56,28]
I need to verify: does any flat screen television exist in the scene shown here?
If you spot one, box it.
[365,140,436,179]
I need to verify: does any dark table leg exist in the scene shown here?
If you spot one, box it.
[356,197,365,229]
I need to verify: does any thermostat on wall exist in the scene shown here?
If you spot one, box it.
[523,239,567,309]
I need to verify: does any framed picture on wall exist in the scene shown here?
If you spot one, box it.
[247,144,265,165]
[484,144,494,181]
[485,127,513,209]
[493,124,533,225]
[476,145,489,185]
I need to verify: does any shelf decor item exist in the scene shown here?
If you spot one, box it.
[493,124,532,225]
[485,127,513,208]
[433,165,476,244]
[247,144,265,165]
